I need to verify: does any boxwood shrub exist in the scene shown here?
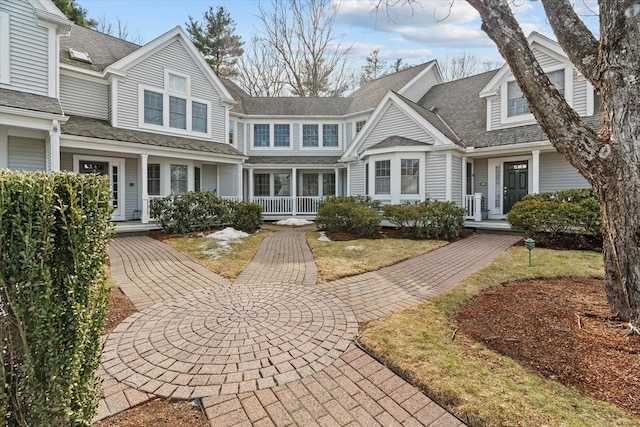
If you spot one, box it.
[506,188,601,242]
[382,200,466,240]
[1,170,113,426]
[316,196,381,238]
[150,191,262,233]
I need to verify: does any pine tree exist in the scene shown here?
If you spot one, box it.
[360,49,387,84]
[186,6,244,78]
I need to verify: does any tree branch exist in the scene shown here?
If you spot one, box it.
[466,0,603,184]
[539,0,600,86]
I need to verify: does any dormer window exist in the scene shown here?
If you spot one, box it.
[139,69,210,136]
[507,69,565,117]
[69,48,92,64]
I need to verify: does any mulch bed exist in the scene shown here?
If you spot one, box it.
[455,278,639,416]
[103,286,136,335]
[93,398,208,427]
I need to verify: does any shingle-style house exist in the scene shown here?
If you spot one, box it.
[1,0,595,225]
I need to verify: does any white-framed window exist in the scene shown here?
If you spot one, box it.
[323,174,336,196]
[274,124,290,147]
[302,173,319,196]
[147,164,161,196]
[355,120,366,134]
[170,164,188,194]
[302,124,319,147]
[139,70,210,136]
[0,12,9,85]
[302,123,340,148]
[254,173,270,196]
[254,124,270,147]
[274,173,291,196]
[507,69,565,117]
[401,159,419,194]
[252,123,291,148]
[375,160,391,195]
[228,120,235,144]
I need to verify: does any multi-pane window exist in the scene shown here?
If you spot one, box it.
[254,173,270,196]
[169,96,187,129]
[170,165,188,194]
[192,101,207,133]
[375,160,391,194]
[323,124,339,147]
[302,124,319,147]
[302,174,319,196]
[144,90,163,125]
[274,173,291,196]
[168,74,187,93]
[355,120,366,134]
[401,159,419,194]
[274,124,290,147]
[147,164,160,196]
[323,174,336,196]
[254,124,270,147]
[508,69,564,117]
[228,121,235,144]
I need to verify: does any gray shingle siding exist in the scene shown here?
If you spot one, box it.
[202,164,217,192]
[539,152,589,192]
[573,71,587,115]
[2,0,49,96]
[473,158,489,202]
[425,153,446,201]
[60,74,109,119]
[8,136,46,171]
[350,161,366,196]
[531,47,557,68]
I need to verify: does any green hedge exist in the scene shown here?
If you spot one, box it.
[506,188,601,241]
[150,191,262,233]
[316,196,381,238]
[1,170,113,426]
[382,200,466,240]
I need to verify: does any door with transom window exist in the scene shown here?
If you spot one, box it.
[503,161,528,213]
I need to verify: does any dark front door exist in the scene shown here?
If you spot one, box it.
[503,161,528,213]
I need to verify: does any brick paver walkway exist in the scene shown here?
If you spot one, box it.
[97,229,521,425]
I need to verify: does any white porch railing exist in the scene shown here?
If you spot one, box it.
[463,193,484,221]
[253,196,323,215]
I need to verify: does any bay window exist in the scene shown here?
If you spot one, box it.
[401,159,419,194]
[375,160,391,194]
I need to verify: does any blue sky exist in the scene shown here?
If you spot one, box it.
[77,0,600,71]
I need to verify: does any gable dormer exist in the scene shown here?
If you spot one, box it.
[480,32,595,131]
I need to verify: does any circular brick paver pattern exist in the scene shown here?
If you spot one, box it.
[103,283,357,399]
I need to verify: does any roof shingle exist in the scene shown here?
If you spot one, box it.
[0,88,63,115]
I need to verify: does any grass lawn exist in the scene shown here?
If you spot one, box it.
[307,232,447,282]
[358,247,640,426]
[163,230,270,279]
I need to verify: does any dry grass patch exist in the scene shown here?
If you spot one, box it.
[359,248,640,426]
[307,232,447,282]
[164,230,270,279]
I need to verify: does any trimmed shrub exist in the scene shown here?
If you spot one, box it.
[150,192,264,234]
[506,188,601,242]
[1,170,113,426]
[319,195,381,210]
[231,202,263,233]
[383,200,466,240]
[316,198,381,238]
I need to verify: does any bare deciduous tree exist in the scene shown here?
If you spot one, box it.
[441,51,501,81]
[236,37,288,97]
[253,0,354,97]
[465,0,640,325]
[95,16,142,44]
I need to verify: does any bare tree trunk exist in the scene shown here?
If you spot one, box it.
[466,0,640,322]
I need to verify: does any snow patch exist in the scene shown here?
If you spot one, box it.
[345,245,365,251]
[317,231,331,241]
[274,218,314,226]
[202,227,250,259]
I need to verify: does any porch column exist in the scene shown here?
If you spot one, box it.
[461,158,468,196]
[140,154,149,223]
[48,120,60,171]
[473,193,483,222]
[334,167,339,195]
[531,150,540,194]
[445,153,453,201]
[248,168,254,202]
[291,168,297,216]
[237,164,243,200]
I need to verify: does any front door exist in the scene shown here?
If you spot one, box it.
[503,161,528,213]
[77,157,125,221]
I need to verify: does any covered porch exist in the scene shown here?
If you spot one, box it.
[244,156,347,218]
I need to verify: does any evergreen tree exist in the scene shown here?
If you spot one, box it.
[53,0,96,27]
[360,49,387,84]
[186,6,244,78]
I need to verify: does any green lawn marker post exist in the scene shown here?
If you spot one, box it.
[524,238,535,267]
